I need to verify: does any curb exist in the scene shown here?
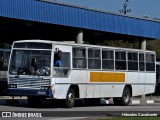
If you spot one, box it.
[131,99,160,104]
[100,99,160,105]
[0,97,27,105]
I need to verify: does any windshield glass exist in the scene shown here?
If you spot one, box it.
[9,50,51,76]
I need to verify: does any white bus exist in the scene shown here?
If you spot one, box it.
[7,40,156,108]
[0,48,10,95]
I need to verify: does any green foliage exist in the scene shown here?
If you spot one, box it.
[0,43,10,48]
[147,40,160,59]
[86,39,139,49]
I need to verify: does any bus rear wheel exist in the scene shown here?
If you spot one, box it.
[113,87,131,106]
[121,87,131,106]
[64,88,75,108]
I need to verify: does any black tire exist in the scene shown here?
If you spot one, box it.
[27,96,42,107]
[64,88,75,108]
[121,87,131,106]
[113,87,131,106]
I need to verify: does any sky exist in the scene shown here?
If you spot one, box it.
[55,0,160,19]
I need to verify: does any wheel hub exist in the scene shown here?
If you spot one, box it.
[68,93,74,104]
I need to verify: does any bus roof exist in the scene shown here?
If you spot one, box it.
[13,39,155,53]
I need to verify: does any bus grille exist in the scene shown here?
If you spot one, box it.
[9,77,50,89]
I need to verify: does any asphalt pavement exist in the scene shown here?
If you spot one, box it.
[1,95,160,105]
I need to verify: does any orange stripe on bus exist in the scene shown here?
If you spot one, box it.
[90,72,125,82]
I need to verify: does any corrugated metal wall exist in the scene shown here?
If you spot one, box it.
[0,0,160,39]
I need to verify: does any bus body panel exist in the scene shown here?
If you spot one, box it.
[100,84,114,97]
[71,70,88,98]
[86,84,94,98]
[144,73,156,94]
[53,76,72,99]
[146,73,156,84]
[93,84,101,98]
[144,85,156,95]
[54,83,70,99]
[126,72,139,96]
[126,72,139,84]
[79,84,87,98]
[114,84,125,97]
[137,72,145,95]
[71,70,88,83]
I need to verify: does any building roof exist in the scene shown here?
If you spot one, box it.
[0,0,160,39]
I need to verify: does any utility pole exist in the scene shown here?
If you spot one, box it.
[119,0,131,15]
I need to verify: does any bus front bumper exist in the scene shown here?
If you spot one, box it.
[8,88,53,97]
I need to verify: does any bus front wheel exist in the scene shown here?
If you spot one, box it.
[64,88,75,108]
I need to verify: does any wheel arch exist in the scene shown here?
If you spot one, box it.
[69,84,79,98]
[124,84,132,97]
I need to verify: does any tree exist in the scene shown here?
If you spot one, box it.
[0,43,10,48]
[147,40,160,59]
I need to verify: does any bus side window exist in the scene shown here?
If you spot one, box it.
[72,47,86,69]
[88,48,101,69]
[128,52,138,71]
[102,50,114,70]
[146,53,155,71]
[115,51,126,70]
[53,51,70,76]
[54,51,62,67]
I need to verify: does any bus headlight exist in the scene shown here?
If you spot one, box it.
[9,84,17,88]
[41,86,51,90]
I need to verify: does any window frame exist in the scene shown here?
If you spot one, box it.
[87,48,101,70]
[72,47,87,69]
[127,51,138,71]
[102,49,114,70]
[115,50,127,70]
[145,53,155,72]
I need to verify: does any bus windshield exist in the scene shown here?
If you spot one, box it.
[9,50,51,76]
